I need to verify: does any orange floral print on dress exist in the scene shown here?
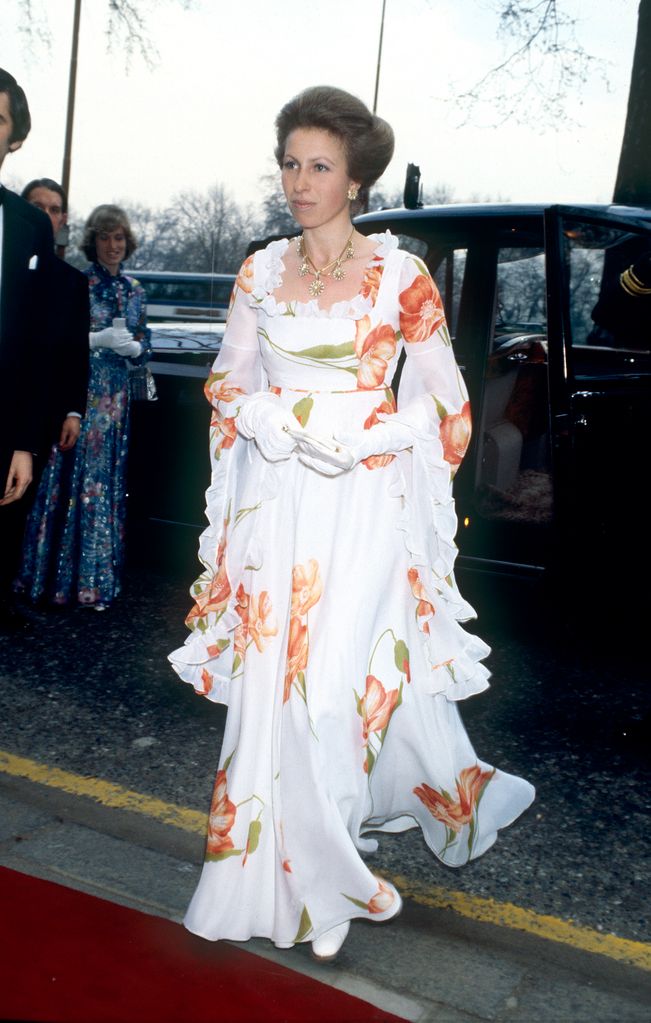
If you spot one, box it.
[291,559,323,617]
[233,583,251,662]
[284,615,309,703]
[185,557,232,625]
[199,667,214,695]
[205,378,245,406]
[367,880,396,914]
[414,765,495,833]
[407,568,435,634]
[361,397,398,470]
[248,591,278,652]
[360,263,384,303]
[440,401,472,467]
[210,411,237,454]
[360,674,401,746]
[206,769,237,856]
[399,272,446,343]
[354,316,397,389]
[235,255,254,295]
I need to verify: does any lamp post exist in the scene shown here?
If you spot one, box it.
[58,0,82,255]
[372,0,387,115]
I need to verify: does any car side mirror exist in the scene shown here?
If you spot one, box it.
[404,163,423,210]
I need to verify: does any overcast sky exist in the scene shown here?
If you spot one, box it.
[1,0,640,219]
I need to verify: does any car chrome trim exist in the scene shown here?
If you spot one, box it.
[149,361,210,378]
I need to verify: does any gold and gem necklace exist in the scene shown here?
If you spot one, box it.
[296,229,355,298]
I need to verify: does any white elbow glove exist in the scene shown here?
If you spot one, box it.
[89,326,135,352]
[296,420,413,476]
[236,393,298,462]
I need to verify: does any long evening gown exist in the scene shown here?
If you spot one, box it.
[169,231,535,947]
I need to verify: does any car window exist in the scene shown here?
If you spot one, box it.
[396,235,428,260]
[494,248,546,340]
[560,218,651,376]
[474,242,552,530]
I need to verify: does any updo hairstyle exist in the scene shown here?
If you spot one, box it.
[81,203,137,263]
[274,85,395,209]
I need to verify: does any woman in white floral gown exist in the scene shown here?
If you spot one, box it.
[169,86,534,960]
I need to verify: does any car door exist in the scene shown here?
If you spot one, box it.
[450,218,554,581]
[543,205,651,594]
[379,213,554,581]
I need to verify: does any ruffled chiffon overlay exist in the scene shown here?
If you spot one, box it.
[169,232,534,946]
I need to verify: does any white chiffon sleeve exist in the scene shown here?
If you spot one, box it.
[386,254,490,701]
[203,255,269,462]
[168,256,268,701]
[386,254,472,466]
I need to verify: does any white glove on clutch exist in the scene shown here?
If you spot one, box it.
[89,326,134,351]
[236,393,298,462]
[295,420,413,476]
[112,337,143,358]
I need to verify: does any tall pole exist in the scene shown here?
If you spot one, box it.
[372,0,387,115]
[61,0,82,205]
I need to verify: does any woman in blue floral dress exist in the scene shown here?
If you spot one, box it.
[18,205,151,610]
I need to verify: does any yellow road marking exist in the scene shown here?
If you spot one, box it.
[384,873,651,972]
[0,749,205,833]
[1,748,650,971]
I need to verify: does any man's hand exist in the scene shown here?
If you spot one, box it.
[0,451,33,506]
[59,416,81,451]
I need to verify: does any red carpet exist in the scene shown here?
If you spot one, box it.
[0,867,406,1023]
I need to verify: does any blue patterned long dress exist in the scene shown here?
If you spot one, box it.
[18,262,151,608]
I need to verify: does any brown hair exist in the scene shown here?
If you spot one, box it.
[0,67,31,144]
[274,85,394,208]
[81,204,137,263]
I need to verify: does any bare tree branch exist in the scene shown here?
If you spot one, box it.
[106,0,157,68]
[14,0,53,53]
[15,0,195,68]
[448,0,609,128]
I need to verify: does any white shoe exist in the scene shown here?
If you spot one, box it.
[311,921,350,962]
[273,940,295,949]
[384,890,403,922]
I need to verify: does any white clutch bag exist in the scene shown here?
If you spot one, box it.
[285,426,355,469]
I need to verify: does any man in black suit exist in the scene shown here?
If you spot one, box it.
[21,177,90,452]
[0,69,58,626]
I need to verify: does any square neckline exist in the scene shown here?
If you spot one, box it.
[266,232,393,318]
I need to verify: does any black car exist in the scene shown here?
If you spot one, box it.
[129,203,651,614]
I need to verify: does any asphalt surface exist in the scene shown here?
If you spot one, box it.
[1,542,650,1022]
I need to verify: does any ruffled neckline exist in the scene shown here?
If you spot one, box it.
[251,230,399,320]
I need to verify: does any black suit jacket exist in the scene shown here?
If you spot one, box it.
[0,187,54,478]
[41,256,90,447]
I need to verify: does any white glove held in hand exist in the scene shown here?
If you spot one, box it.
[236,393,298,462]
[338,420,414,461]
[112,337,143,358]
[89,326,134,351]
[297,420,413,476]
